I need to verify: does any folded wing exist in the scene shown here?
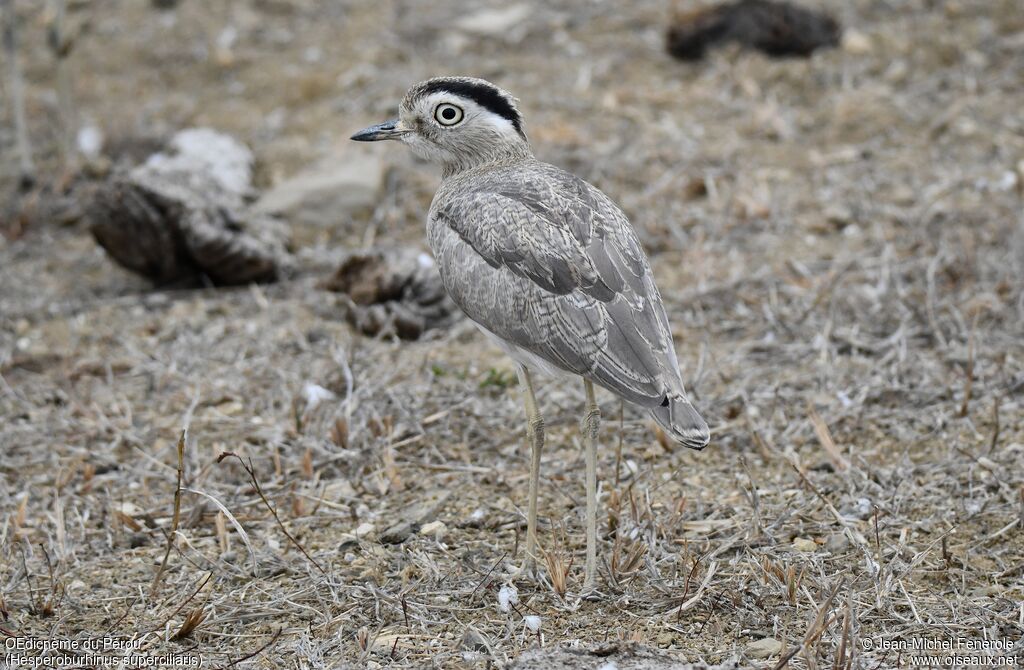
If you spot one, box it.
[429,162,688,409]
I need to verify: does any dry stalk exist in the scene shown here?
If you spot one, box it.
[468,551,507,600]
[145,572,211,638]
[1019,487,1024,531]
[786,565,805,606]
[739,456,763,535]
[1,0,34,186]
[676,553,703,620]
[541,542,572,598]
[150,430,186,599]
[959,312,978,416]
[987,395,1001,454]
[213,628,282,669]
[774,579,844,670]
[668,560,717,617]
[807,402,848,472]
[786,454,868,549]
[610,537,647,585]
[217,451,327,576]
[46,0,77,165]
[37,544,63,617]
[833,600,851,670]
[170,607,206,641]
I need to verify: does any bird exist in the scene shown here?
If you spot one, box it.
[352,76,710,592]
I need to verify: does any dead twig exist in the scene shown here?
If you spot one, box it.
[46,0,77,165]
[214,628,283,669]
[1,0,35,186]
[807,402,848,472]
[217,451,327,576]
[786,454,868,549]
[958,312,978,417]
[170,606,207,641]
[775,579,844,669]
[151,430,186,598]
[667,559,717,617]
[145,572,212,638]
[676,553,703,620]
[987,395,1000,454]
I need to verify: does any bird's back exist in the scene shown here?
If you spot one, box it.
[428,159,709,448]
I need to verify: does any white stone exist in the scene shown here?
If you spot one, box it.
[455,4,531,37]
[254,147,387,226]
[419,520,447,538]
[793,537,818,552]
[842,30,872,55]
[144,128,255,197]
[77,124,104,159]
[498,584,519,613]
[302,383,336,413]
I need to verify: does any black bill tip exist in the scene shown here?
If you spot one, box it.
[350,120,400,142]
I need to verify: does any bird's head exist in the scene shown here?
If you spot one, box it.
[351,77,531,175]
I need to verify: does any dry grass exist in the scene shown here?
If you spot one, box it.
[1,0,1023,668]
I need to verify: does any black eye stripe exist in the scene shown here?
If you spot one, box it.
[420,80,524,135]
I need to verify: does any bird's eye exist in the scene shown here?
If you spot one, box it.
[434,103,464,126]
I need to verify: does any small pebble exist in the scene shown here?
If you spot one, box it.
[419,520,447,538]
[793,537,818,552]
[842,30,872,55]
[825,533,850,553]
[746,637,783,659]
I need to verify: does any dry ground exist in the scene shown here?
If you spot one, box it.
[1,0,1023,668]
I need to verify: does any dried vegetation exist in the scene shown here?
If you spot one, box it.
[1,0,1022,668]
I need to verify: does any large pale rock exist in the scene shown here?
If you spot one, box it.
[454,4,531,37]
[88,128,291,285]
[254,146,387,228]
[147,127,255,197]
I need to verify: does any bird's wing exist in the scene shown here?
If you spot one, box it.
[429,163,684,406]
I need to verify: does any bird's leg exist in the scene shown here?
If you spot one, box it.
[516,365,544,576]
[581,379,600,593]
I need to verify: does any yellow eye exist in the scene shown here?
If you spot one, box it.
[434,103,464,126]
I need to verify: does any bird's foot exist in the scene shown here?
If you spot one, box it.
[579,581,603,601]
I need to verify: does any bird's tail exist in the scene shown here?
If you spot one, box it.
[649,392,710,450]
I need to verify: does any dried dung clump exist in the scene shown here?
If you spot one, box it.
[666,0,840,61]
[509,643,745,669]
[322,247,458,339]
[87,128,291,285]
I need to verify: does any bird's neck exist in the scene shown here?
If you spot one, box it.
[441,139,533,179]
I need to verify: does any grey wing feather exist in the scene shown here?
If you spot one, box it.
[428,162,685,407]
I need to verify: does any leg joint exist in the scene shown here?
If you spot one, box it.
[580,406,600,436]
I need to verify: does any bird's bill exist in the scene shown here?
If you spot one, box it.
[350,119,404,142]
